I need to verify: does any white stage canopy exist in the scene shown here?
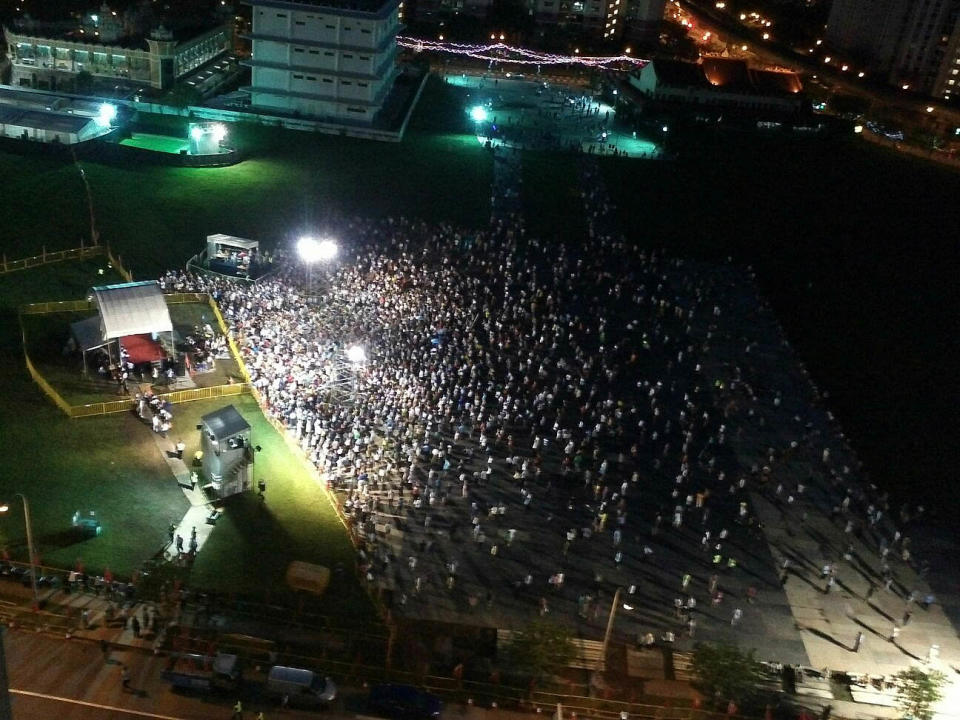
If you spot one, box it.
[91,281,173,340]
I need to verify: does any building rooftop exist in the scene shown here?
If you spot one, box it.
[201,405,251,440]
[650,59,709,88]
[0,105,94,133]
[243,0,398,18]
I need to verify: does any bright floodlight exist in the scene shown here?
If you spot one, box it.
[96,103,117,126]
[346,345,366,363]
[316,239,338,261]
[298,236,337,263]
[470,105,488,123]
[298,236,322,263]
[212,123,227,142]
[190,126,204,140]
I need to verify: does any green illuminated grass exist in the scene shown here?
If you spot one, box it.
[0,77,493,277]
[119,133,189,154]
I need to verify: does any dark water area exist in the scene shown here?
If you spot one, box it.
[600,131,960,522]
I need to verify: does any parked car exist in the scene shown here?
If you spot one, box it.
[264,666,336,708]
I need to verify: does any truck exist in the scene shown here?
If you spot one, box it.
[162,652,241,691]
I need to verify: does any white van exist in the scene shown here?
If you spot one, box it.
[265,666,336,707]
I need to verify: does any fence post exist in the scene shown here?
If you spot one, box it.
[2,255,6,272]
[42,246,46,262]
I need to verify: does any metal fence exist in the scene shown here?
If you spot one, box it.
[0,243,133,281]
[0,245,101,275]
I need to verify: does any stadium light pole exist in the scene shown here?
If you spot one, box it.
[346,345,366,403]
[0,494,39,611]
[297,236,338,297]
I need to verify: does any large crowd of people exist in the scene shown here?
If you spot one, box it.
[157,149,926,651]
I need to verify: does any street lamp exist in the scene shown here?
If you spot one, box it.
[469,105,488,124]
[0,494,39,611]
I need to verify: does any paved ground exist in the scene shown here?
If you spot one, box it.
[444,74,661,157]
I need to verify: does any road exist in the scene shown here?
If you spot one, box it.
[4,630,318,720]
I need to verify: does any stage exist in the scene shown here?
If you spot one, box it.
[120,334,167,365]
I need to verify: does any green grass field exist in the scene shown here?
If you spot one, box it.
[0,77,493,277]
[119,133,189,154]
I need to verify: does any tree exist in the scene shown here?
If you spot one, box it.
[503,619,575,683]
[893,667,946,720]
[690,643,763,706]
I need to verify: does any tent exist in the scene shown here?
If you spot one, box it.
[80,281,175,374]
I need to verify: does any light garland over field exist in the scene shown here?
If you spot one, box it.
[398,37,648,69]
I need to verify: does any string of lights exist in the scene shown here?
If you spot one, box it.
[397,37,648,69]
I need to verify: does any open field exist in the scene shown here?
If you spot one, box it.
[0,74,957,599]
[0,78,494,276]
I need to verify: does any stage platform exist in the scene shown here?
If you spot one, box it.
[120,334,166,364]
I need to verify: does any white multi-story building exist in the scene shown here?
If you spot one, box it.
[243,0,401,123]
[826,0,960,100]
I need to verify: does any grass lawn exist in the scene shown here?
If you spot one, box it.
[119,133,189,154]
[169,395,373,617]
[0,77,493,277]
[0,262,373,619]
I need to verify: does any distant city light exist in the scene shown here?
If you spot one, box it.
[470,105,488,123]
[853,125,863,133]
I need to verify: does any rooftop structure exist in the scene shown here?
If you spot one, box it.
[629,57,805,114]
[0,86,119,144]
[242,0,401,123]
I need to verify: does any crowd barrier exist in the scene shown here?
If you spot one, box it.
[0,244,134,282]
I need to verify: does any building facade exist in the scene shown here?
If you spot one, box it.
[629,57,805,114]
[826,0,960,100]
[243,0,401,123]
[526,0,629,39]
[3,23,231,91]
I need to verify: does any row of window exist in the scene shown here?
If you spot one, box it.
[273,11,372,33]
[292,74,369,87]
[292,48,371,61]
